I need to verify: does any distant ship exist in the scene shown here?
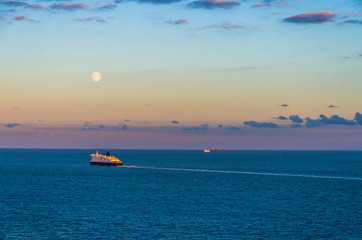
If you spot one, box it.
[204,148,227,153]
[90,151,123,167]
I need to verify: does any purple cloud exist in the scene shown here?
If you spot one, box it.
[291,124,302,128]
[182,124,209,131]
[49,3,88,11]
[73,17,105,23]
[341,19,362,25]
[354,112,362,125]
[224,126,241,130]
[171,120,180,124]
[276,116,287,120]
[289,115,303,123]
[319,114,356,125]
[1,1,28,7]
[5,123,21,128]
[305,118,325,128]
[129,0,182,4]
[26,4,45,9]
[166,19,188,25]
[305,114,357,127]
[283,11,338,24]
[83,124,128,131]
[244,121,280,128]
[96,4,117,10]
[328,105,338,108]
[252,3,271,7]
[14,16,34,21]
[206,21,246,29]
[187,0,240,10]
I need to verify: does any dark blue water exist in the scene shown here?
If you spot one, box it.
[0,150,361,239]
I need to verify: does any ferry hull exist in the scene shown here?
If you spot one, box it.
[90,162,124,167]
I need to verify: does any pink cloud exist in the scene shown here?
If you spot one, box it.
[26,4,45,9]
[14,15,34,21]
[283,11,338,24]
[252,3,271,7]
[49,3,88,11]
[96,4,117,10]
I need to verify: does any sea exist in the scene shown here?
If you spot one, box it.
[0,149,361,239]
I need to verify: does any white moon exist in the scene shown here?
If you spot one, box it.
[92,72,101,82]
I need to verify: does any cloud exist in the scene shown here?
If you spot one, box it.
[96,4,117,10]
[343,12,362,17]
[340,20,362,25]
[291,124,302,128]
[305,114,356,127]
[217,124,224,128]
[305,118,325,128]
[166,19,188,25]
[26,4,45,9]
[124,119,131,122]
[289,115,303,123]
[224,126,241,130]
[14,16,34,21]
[82,127,98,131]
[252,3,271,7]
[182,124,209,131]
[187,0,240,10]
[328,105,338,108]
[5,123,21,128]
[206,21,246,29]
[283,11,338,24]
[1,1,28,7]
[276,116,287,120]
[128,0,183,4]
[319,114,356,125]
[171,120,180,124]
[49,3,88,11]
[83,122,91,127]
[280,104,289,107]
[354,112,362,125]
[82,123,128,131]
[73,17,105,23]
[244,121,280,128]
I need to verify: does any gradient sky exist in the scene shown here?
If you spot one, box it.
[1,0,362,149]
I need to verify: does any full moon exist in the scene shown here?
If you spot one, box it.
[92,72,101,82]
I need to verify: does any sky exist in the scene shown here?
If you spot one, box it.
[1,0,362,149]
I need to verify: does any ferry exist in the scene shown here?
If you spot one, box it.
[90,151,123,167]
[204,148,227,153]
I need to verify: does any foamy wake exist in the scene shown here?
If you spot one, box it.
[122,165,362,181]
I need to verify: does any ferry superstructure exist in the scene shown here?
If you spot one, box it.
[204,148,227,153]
[90,151,123,167]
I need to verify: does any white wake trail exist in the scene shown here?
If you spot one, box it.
[122,166,362,181]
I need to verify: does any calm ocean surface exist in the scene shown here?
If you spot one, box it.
[0,149,361,239]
